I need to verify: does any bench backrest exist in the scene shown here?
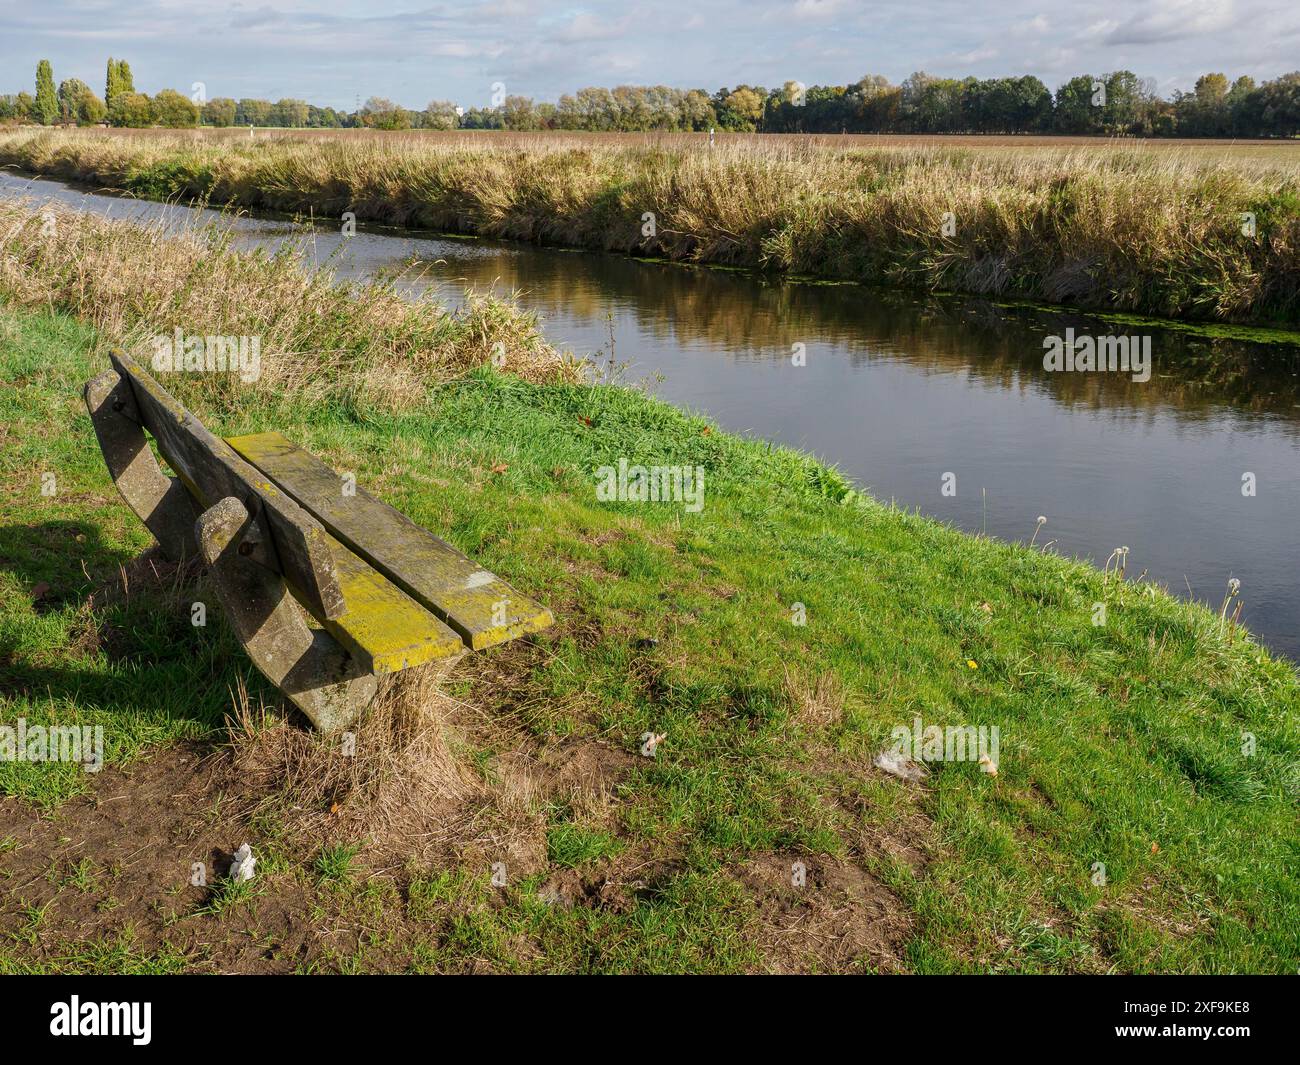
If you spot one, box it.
[108,350,553,673]
[110,351,346,621]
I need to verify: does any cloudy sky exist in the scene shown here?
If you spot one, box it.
[5,0,1298,110]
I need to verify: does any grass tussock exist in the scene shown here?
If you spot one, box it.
[221,663,480,859]
[2,127,1298,323]
[0,195,577,415]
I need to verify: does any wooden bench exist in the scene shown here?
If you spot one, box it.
[84,350,553,733]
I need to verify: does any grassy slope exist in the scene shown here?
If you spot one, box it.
[1,128,1297,325]
[2,302,1298,973]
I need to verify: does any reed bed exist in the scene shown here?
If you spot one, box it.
[2,127,1298,324]
[0,195,576,414]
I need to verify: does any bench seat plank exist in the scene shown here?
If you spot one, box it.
[310,529,466,673]
[226,431,554,650]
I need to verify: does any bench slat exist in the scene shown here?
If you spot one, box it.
[310,530,466,673]
[111,352,346,621]
[226,432,554,650]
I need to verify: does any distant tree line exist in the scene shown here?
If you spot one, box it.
[196,96,456,130]
[461,73,1299,138]
[758,72,1300,138]
[0,58,184,128]
[3,61,1298,138]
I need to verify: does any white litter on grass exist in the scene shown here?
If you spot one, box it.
[228,843,256,882]
[873,749,928,783]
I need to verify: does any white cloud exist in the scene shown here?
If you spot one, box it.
[952,47,999,64]
[1104,0,1235,45]
[1012,14,1050,36]
[790,0,848,21]
[550,12,632,43]
[1081,19,1120,40]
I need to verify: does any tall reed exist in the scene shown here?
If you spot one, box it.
[0,196,576,416]
[3,128,1297,324]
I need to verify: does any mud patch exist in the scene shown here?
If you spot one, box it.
[736,853,913,974]
[536,864,633,913]
[534,735,638,801]
[0,742,322,973]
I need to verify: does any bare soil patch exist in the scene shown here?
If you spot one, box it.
[0,645,649,971]
[735,852,913,974]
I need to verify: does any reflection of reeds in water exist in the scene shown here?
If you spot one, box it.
[1,127,1296,327]
[434,244,1300,422]
[404,221,1300,405]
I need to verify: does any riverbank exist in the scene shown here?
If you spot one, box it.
[2,206,1298,972]
[2,128,1297,326]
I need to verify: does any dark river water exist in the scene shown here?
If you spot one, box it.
[4,170,1298,662]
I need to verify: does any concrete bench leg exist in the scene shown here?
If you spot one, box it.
[84,368,199,562]
[196,495,378,734]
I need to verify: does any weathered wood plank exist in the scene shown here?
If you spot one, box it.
[110,351,346,620]
[310,528,465,672]
[227,431,555,650]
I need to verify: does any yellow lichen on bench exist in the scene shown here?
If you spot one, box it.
[308,530,465,673]
[226,431,554,650]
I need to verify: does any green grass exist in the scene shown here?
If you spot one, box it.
[314,843,363,885]
[2,300,1298,973]
[191,875,263,918]
[0,928,190,975]
[547,820,622,869]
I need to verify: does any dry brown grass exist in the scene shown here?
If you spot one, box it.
[23,123,1300,159]
[783,666,845,729]
[0,195,578,418]
[213,652,626,873]
[2,126,1297,322]
[220,663,484,861]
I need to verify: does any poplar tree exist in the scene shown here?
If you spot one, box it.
[33,60,57,124]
